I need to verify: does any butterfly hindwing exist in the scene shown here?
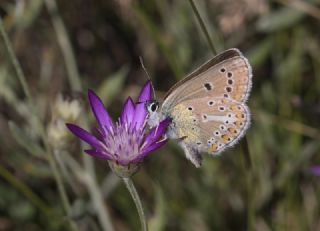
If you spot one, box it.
[179,97,250,155]
[167,97,250,166]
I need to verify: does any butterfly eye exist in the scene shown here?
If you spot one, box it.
[147,101,159,112]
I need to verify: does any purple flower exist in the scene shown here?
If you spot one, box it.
[66,81,170,172]
[310,166,320,176]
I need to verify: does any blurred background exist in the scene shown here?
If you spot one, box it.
[0,0,320,230]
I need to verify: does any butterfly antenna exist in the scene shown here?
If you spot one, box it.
[139,56,157,100]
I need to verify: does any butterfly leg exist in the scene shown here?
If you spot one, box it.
[178,141,202,168]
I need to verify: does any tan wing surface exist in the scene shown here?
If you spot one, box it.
[173,97,250,155]
[162,49,252,111]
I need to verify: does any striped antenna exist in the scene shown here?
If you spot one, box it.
[139,56,157,100]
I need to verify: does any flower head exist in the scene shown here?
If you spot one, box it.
[66,81,170,177]
[54,94,82,121]
[48,94,82,148]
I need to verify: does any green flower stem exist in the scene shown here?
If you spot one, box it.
[0,16,78,231]
[123,177,148,231]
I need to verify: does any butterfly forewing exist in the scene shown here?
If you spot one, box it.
[163,48,241,100]
[162,49,252,111]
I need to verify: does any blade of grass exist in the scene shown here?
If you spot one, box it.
[0,17,32,103]
[187,0,218,55]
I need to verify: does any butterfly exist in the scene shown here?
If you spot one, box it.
[146,48,252,167]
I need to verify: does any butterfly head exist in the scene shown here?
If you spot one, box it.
[146,100,159,113]
[145,100,164,128]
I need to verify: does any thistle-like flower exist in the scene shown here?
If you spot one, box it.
[66,81,170,177]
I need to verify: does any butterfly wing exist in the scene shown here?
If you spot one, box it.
[179,97,250,153]
[162,48,252,111]
[160,48,252,167]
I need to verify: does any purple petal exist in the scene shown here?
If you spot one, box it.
[84,149,112,160]
[120,97,135,125]
[143,118,171,147]
[66,123,103,149]
[310,166,320,176]
[133,103,147,129]
[88,90,113,132]
[133,139,168,163]
[138,80,152,102]
[133,81,152,128]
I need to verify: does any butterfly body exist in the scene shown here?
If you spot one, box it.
[147,48,252,167]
